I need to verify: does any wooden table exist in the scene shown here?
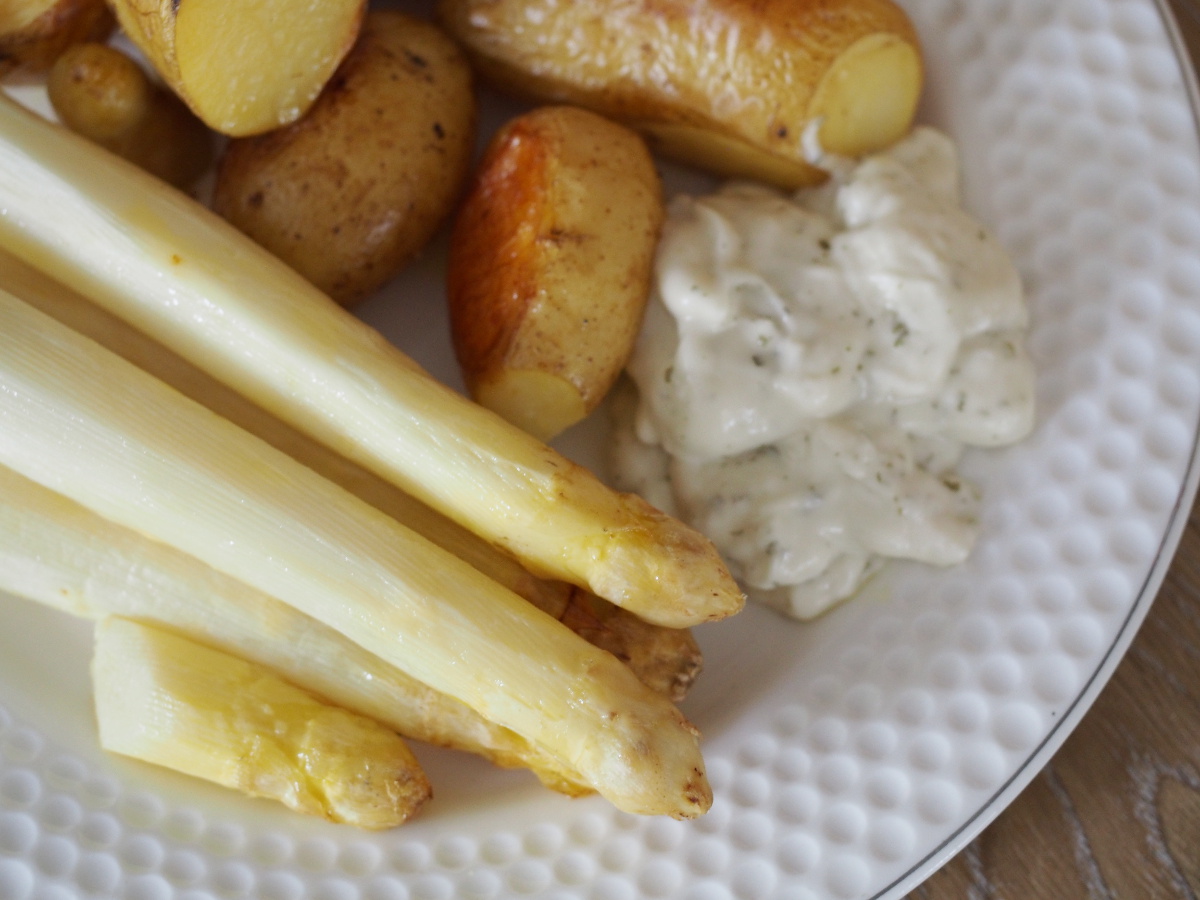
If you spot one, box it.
[911,505,1200,897]
[911,2,1200,895]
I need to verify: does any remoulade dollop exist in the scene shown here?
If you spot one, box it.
[612,127,1036,619]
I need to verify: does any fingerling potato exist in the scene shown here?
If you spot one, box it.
[0,0,113,83]
[437,0,923,189]
[447,105,664,441]
[48,42,214,189]
[212,10,477,307]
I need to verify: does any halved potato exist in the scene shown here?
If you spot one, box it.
[106,0,366,135]
[437,0,923,188]
[447,105,664,441]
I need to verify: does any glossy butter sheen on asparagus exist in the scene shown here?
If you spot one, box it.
[0,95,743,629]
[1,247,702,701]
[0,290,711,818]
[94,616,431,830]
[0,244,571,619]
[0,464,588,795]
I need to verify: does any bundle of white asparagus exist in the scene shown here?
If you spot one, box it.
[0,93,744,821]
[2,246,706,708]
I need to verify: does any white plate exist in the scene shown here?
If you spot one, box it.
[4,1,1200,898]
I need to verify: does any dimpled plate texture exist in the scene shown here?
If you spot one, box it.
[4,0,1200,898]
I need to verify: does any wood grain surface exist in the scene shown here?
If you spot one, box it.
[909,3,1200,895]
[910,503,1200,898]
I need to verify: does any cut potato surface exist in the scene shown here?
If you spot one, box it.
[437,0,923,188]
[448,105,664,441]
[109,0,366,135]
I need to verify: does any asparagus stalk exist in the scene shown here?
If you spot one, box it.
[0,244,570,617]
[0,94,743,629]
[0,463,588,795]
[2,246,703,699]
[0,288,711,818]
[94,617,431,830]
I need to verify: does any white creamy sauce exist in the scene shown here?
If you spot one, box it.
[612,127,1036,620]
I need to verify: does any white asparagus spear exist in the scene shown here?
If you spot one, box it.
[93,617,432,830]
[0,94,743,629]
[1,246,703,701]
[0,288,711,818]
[0,244,570,618]
[0,463,588,795]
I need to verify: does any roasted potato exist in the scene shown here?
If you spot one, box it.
[47,42,213,189]
[437,0,923,189]
[211,10,477,307]
[106,0,366,135]
[447,105,664,441]
[559,589,703,703]
[0,0,112,82]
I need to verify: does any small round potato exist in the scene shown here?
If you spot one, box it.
[447,106,665,442]
[211,10,477,307]
[47,42,214,189]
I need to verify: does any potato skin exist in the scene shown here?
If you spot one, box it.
[437,0,923,188]
[47,42,214,189]
[0,0,113,83]
[447,105,664,441]
[211,10,477,306]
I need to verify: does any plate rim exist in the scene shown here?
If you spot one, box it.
[874,1,1200,894]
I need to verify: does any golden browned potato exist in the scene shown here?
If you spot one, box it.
[106,0,366,135]
[437,0,923,189]
[0,0,112,83]
[212,10,477,307]
[47,42,214,189]
[447,105,664,441]
[559,589,703,703]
